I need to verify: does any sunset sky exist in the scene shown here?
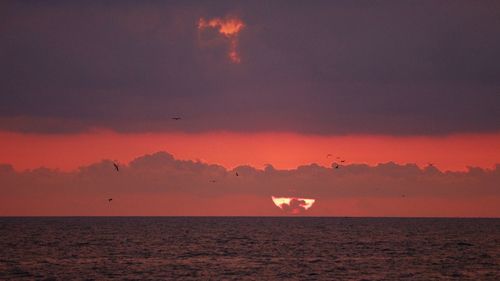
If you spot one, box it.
[1,1,499,216]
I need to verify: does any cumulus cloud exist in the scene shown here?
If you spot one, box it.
[0,152,498,216]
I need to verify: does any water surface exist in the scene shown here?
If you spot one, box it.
[1,217,499,280]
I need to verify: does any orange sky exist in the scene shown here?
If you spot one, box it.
[1,130,498,172]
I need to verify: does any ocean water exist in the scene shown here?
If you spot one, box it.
[0,217,499,280]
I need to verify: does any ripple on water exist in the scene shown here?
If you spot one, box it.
[0,217,499,280]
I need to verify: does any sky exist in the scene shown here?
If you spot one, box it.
[0,1,499,216]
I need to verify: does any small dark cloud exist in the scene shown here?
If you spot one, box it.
[279,198,310,214]
[0,164,14,173]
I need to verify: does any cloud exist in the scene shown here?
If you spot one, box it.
[1,152,499,216]
[0,2,499,135]
[198,15,245,63]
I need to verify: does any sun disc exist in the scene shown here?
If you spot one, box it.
[271,196,316,214]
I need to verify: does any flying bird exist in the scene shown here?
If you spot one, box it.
[210,179,217,183]
[113,162,119,172]
[334,156,346,162]
[108,198,113,202]
[171,117,181,120]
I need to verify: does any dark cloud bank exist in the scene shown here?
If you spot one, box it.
[1,1,499,135]
[1,152,498,204]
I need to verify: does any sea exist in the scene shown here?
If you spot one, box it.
[0,217,499,280]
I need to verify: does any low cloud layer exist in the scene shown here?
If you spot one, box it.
[1,152,498,216]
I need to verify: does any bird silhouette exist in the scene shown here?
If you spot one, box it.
[171,117,181,120]
[209,179,217,183]
[335,164,340,169]
[235,172,239,176]
[113,162,119,172]
[108,198,113,202]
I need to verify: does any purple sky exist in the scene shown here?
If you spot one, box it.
[0,0,499,135]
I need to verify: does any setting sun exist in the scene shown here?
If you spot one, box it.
[271,196,316,214]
